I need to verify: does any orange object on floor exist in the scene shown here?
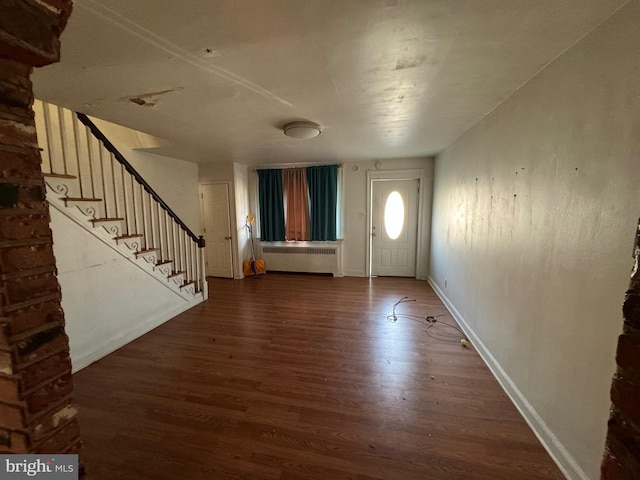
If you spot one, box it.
[243,258,266,276]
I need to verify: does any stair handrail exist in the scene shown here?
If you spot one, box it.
[75,112,205,248]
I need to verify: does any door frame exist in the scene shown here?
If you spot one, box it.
[366,169,425,278]
[199,181,235,278]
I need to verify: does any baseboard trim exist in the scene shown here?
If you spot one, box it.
[343,270,367,277]
[70,298,202,373]
[427,276,588,480]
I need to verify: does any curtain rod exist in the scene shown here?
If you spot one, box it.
[252,164,343,172]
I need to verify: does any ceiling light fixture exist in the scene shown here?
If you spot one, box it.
[283,121,322,139]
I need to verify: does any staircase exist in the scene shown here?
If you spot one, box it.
[34,100,207,302]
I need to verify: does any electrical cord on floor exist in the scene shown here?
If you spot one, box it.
[390,296,416,321]
[425,316,469,345]
[387,298,470,347]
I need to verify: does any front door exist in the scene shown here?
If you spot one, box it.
[371,179,418,277]
[201,183,233,278]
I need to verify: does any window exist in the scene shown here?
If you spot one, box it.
[256,165,342,242]
[384,191,404,239]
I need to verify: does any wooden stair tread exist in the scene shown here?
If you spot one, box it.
[135,248,160,255]
[65,197,102,202]
[155,260,173,266]
[167,271,185,279]
[115,234,144,240]
[44,173,77,179]
[179,281,195,289]
[90,217,125,223]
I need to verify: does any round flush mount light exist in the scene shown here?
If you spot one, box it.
[283,121,322,139]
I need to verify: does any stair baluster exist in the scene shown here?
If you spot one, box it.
[34,100,206,298]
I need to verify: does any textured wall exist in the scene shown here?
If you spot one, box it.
[429,2,640,478]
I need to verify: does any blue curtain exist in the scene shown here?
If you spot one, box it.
[307,165,338,241]
[257,169,285,241]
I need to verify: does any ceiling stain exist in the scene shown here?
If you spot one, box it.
[129,97,155,107]
[75,0,296,109]
[127,88,178,107]
[394,55,427,71]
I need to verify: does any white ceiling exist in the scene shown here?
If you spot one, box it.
[32,0,627,166]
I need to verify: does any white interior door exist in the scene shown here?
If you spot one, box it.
[201,183,233,278]
[371,179,419,277]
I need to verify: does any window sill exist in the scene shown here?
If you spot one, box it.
[258,239,344,246]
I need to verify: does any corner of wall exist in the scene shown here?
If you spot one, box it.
[427,277,589,480]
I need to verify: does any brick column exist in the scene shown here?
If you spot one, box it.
[601,220,640,479]
[0,0,84,477]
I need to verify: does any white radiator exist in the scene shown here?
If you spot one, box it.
[259,243,342,277]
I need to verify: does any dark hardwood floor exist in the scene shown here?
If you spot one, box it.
[73,274,564,479]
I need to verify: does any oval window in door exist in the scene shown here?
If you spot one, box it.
[384,191,404,239]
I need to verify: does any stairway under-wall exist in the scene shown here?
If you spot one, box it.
[34,100,208,371]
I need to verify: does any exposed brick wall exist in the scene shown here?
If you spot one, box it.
[602,220,640,479]
[0,0,84,477]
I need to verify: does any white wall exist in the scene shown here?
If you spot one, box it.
[126,151,201,233]
[343,158,433,277]
[429,2,640,478]
[51,208,198,372]
[233,162,251,279]
[199,162,235,183]
[90,117,202,233]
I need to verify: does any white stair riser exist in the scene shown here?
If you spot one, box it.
[45,183,203,301]
[63,199,102,218]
